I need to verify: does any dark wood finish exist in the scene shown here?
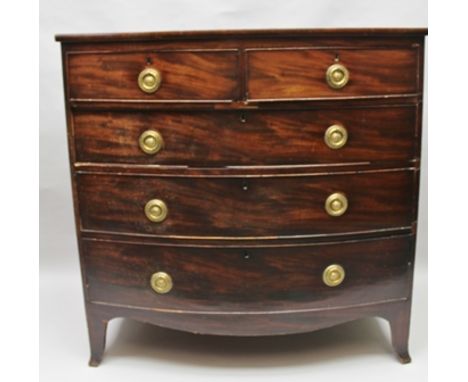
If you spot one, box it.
[87,298,389,337]
[85,304,108,367]
[85,297,413,366]
[73,106,417,165]
[83,235,413,311]
[247,48,419,100]
[55,28,428,43]
[77,170,414,238]
[67,50,239,101]
[57,28,426,366]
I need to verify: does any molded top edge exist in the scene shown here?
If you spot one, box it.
[55,28,428,43]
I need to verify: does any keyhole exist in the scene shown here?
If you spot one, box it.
[240,114,247,123]
[242,180,249,191]
[243,251,250,260]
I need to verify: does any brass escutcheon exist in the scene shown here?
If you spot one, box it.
[138,67,162,93]
[326,63,349,89]
[324,124,348,149]
[325,192,348,217]
[150,272,173,294]
[144,199,168,223]
[323,264,346,287]
[139,130,164,155]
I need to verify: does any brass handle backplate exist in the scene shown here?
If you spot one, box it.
[323,264,345,287]
[325,192,348,217]
[324,124,348,149]
[150,271,173,294]
[144,199,168,223]
[139,130,164,155]
[138,68,162,93]
[326,63,349,89]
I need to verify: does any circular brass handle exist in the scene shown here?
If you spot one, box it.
[150,272,173,294]
[144,199,168,223]
[139,130,164,155]
[323,264,346,287]
[138,68,162,93]
[325,192,348,217]
[326,63,349,89]
[324,124,348,149]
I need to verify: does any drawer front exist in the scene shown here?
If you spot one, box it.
[83,235,413,312]
[73,106,416,165]
[67,50,239,100]
[247,48,418,100]
[77,171,414,238]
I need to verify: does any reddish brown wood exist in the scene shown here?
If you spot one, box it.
[57,28,426,366]
[73,106,416,166]
[85,304,108,367]
[67,50,240,101]
[82,235,413,311]
[77,170,415,238]
[385,300,413,363]
[247,48,419,100]
[55,28,428,43]
[85,298,413,366]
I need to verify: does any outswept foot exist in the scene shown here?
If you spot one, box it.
[386,301,412,364]
[86,304,109,367]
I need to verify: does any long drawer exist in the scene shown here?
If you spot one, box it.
[77,170,415,238]
[73,106,417,166]
[83,235,413,312]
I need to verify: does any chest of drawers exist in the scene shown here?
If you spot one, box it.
[56,28,427,366]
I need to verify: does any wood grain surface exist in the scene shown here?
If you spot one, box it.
[73,106,417,165]
[77,170,415,238]
[83,235,413,312]
[247,48,419,100]
[67,50,240,100]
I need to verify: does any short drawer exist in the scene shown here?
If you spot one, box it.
[73,106,416,165]
[77,171,415,238]
[247,48,419,100]
[67,50,239,101]
[83,235,413,312]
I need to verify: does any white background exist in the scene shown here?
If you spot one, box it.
[39,1,428,381]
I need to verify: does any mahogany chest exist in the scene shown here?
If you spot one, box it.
[56,28,427,366]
